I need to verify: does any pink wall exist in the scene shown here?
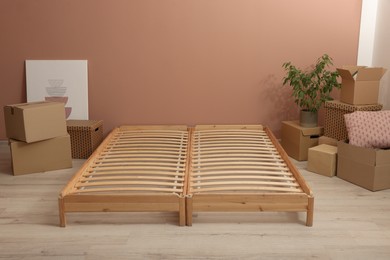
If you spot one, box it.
[0,0,362,139]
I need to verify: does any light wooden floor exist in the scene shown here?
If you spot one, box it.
[1,141,389,260]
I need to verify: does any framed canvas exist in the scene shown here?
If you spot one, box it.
[26,60,88,119]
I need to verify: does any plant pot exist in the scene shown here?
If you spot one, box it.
[300,110,318,127]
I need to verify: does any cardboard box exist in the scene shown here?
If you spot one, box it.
[324,100,382,141]
[67,120,103,159]
[337,141,390,191]
[318,136,338,147]
[281,121,323,161]
[307,144,338,177]
[4,101,67,143]
[337,66,387,105]
[9,135,72,175]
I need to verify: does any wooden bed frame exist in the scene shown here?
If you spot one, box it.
[185,125,314,226]
[58,125,190,227]
[59,125,314,227]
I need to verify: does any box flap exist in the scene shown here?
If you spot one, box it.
[356,68,387,81]
[16,101,59,110]
[344,65,366,74]
[337,68,355,82]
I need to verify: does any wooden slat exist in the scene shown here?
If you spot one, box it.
[193,134,267,139]
[118,125,188,131]
[80,175,183,182]
[192,146,278,152]
[195,130,265,134]
[194,135,268,140]
[94,157,187,164]
[106,143,187,149]
[100,147,185,156]
[118,131,187,136]
[74,187,183,195]
[193,141,273,147]
[112,138,188,144]
[193,142,274,148]
[189,186,302,193]
[100,149,185,155]
[189,169,292,177]
[118,131,188,136]
[190,153,281,159]
[83,170,186,177]
[191,161,287,168]
[73,187,183,193]
[89,165,186,172]
[91,161,186,169]
[191,180,299,188]
[191,175,295,182]
[192,158,284,165]
[103,146,187,153]
[75,180,184,188]
[191,165,288,172]
[191,149,279,156]
[93,156,187,163]
[194,125,264,130]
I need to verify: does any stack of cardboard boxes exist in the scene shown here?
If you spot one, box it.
[308,66,386,180]
[4,101,72,175]
[332,66,390,191]
[281,66,390,191]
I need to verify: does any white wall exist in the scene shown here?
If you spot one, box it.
[372,0,390,109]
[357,0,378,66]
[358,0,390,109]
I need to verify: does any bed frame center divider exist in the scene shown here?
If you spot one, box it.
[58,125,314,227]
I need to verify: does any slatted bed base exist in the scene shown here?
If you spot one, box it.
[59,124,314,227]
[186,125,314,227]
[59,125,189,227]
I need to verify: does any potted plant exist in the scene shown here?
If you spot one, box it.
[282,54,341,127]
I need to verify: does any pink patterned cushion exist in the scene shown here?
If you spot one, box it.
[344,110,390,148]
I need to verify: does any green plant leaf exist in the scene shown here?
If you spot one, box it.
[281,54,340,112]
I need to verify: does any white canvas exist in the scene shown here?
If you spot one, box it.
[26,60,88,119]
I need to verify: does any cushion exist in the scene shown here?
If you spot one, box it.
[344,110,390,148]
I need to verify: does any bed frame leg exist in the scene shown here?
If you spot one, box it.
[58,197,66,227]
[179,197,186,226]
[186,197,193,226]
[306,196,314,227]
